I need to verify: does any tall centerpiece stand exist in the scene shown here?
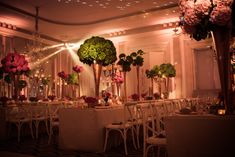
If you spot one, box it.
[77,36,117,97]
[179,0,234,113]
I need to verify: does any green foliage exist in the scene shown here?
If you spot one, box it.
[4,74,11,84]
[131,49,144,66]
[77,36,117,66]
[18,80,27,89]
[145,65,160,78]
[117,53,133,72]
[67,73,78,85]
[41,77,50,85]
[159,63,176,77]
[0,67,3,80]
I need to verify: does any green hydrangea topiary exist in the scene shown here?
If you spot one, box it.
[159,63,176,78]
[117,53,133,72]
[145,65,160,79]
[130,49,144,66]
[77,36,117,66]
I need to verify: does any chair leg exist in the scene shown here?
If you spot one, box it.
[103,129,109,152]
[17,123,21,143]
[157,146,160,157]
[29,122,34,139]
[131,127,137,150]
[136,125,140,148]
[143,141,146,157]
[45,120,49,136]
[123,129,128,155]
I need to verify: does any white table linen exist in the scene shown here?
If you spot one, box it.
[59,107,124,152]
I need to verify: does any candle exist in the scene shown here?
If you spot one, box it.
[218,109,226,115]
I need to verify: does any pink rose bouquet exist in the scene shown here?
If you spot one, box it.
[1,53,30,74]
[179,0,233,41]
[112,73,124,84]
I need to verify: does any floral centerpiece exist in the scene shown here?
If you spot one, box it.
[179,0,234,112]
[117,53,133,101]
[130,93,140,101]
[146,65,160,96]
[179,0,233,41]
[84,96,98,108]
[0,52,31,101]
[131,50,145,100]
[159,63,176,99]
[77,36,117,97]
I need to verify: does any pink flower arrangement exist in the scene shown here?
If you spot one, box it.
[112,73,124,84]
[73,65,83,73]
[179,0,233,41]
[85,96,98,104]
[1,53,30,74]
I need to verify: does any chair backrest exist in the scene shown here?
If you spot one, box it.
[30,103,48,119]
[124,102,137,124]
[151,101,166,135]
[6,105,32,122]
[47,102,65,120]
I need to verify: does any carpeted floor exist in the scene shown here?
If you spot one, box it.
[0,130,166,157]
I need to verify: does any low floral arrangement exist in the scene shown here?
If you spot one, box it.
[73,65,83,73]
[153,93,161,99]
[141,93,147,98]
[85,96,98,105]
[48,95,56,101]
[19,95,27,102]
[179,0,233,41]
[0,96,10,104]
[112,73,124,84]
[58,71,68,80]
[130,93,140,101]
[29,96,39,102]
[41,77,50,85]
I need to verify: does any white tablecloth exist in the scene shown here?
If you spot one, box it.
[165,114,235,157]
[59,107,124,152]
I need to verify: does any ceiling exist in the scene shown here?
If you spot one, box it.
[0,0,180,44]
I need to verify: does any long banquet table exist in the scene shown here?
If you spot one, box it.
[165,114,235,157]
[59,106,124,152]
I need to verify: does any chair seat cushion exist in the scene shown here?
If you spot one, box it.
[105,122,132,129]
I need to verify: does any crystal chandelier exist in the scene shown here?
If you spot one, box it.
[26,6,44,61]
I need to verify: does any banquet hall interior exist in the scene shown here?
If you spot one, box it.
[0,0,235,157]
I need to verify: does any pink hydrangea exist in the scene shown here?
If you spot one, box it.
[179,0,192,13]
[210,5,232,25]
[212,0,233,6]
[194,0,212,16]
[184,8,201,26]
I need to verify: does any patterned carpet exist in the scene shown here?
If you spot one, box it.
[0,129,165,157]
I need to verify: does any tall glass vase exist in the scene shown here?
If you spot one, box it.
[13,75,20,101]
[136,66,140,100]
[149,78,154,96]
[212,27,233,113]
[116,83,121,97]
[123,72,127,102]
[92,63,102,97]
